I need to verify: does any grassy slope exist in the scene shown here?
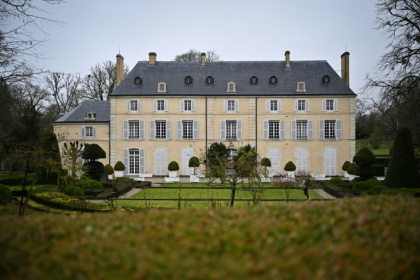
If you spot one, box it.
[1,196,419,279]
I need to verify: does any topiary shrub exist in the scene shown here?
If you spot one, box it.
[367,178,381,186]
[104,164,114,175]
[168,161,180,171]
[353,147,376,181]
[82,144,106,161]
[81,179,104,190]
[0,184,12,205]
[329,178,344,185]
[384,127,419,188]
[352,181,373,191]
[342,161,351,171]
[63,186,84,197]
[372,164,385,177]
[188,157,200,174]
[347,163,357,175]
[284,161,296,172]
[83,161,105,181]
[138,181,152,188]
[114,161,125,171]
[261,158,272,168]
[368,185,389,195]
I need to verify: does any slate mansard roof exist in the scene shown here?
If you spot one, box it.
[111,60,356,97]
[54,100,110,123]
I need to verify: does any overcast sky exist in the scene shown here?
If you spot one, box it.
[29,0,386,96]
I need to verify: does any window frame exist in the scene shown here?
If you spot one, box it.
[155,120,167,139]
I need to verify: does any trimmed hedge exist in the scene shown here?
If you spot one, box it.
[329,178,345,185]
[30,192,104,212]
[81,179,104,190]
[352,181,373,191]
[0,185,12,205]
[368,185,389,195]
[63,186,84,197]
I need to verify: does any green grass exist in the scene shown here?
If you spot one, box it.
[356,140,389,155]
[0,195,419,279]
[114,183,324,210]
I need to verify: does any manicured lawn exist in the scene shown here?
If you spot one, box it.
[113,183,324,210]
[1,195,419,279]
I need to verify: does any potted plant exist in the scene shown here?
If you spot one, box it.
[284,161,296,179]
[168,161,179,177]
[188,156,200,183]
[114,161,125,178]
[104,164,114,179]
[260,157,272,182]
[342,160,351,178]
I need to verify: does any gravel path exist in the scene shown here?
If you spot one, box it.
[314,189,336,199]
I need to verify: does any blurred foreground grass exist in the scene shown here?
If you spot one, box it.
[1,195,419,279]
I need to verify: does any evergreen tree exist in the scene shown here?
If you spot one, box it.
[384,127,419,188]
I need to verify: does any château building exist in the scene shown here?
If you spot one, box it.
[54,51,356,177]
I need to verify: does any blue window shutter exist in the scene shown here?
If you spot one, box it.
[235,100,239,112]
[266,100,270,111]
[153,100,157,111]
[278,100,282,111]
[164,100,168,112]
[166,121,171,139]
[221,121,226,140]
[180,100,184,112]
[237,120,242,140]
[137,100,141,112]
[191,100,195,112]
[336,120,342,140]
[123,121,128,139]
[322,100,326,111]
[81,126,85,139]
[263,121,268,140]
[319,120,325,140]
[150,121,155,140]
[193,121,198,140]
[139,121,145,140]
[280,120,285,140]
[308,121,313,140]
[127,101,130,112]
[123,149,129,175]
[334,100,338,111]
[139,149,145,174]
[93,127,97,138]
[177,121,182,140]
[305,100,309,111]
[291,120,297,140]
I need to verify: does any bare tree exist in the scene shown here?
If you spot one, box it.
[0,0,65,83]
[82,60,129,101]
[174,49,220,62]
[364,0,420,147]
[44,72,83,114]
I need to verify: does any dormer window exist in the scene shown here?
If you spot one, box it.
[227,82,236,93]
[158,82,167,93]
[250,76,258,85]
[297,82,306,92]
[84,112,96,121]
[269,76,278,85]
[206,76,214,85]
[184,76,193,85]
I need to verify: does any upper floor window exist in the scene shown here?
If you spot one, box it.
[224,100,239,112]
[157,82,167,93]
[177,120,198,140]
[263,120,285,140]
[227,81,236,93]
[294,99,309,112]
[291,120,313,140]
[266,99,282,112]
[127,100,141,112]
[320,120,342,140]
[84,112,96,121]
[322,99,338,112]
[150,120,171,140]
[82,126,96,138]
[181,100,195,112]
[221,120,242,141]
[123,120,145,140]
[297,82,306,92]
[153,99,168,112]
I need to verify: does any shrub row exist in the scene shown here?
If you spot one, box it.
[30,192,105,212]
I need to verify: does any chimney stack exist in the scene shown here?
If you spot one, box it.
[116,54,124,86]
[149,52,157,65]
[341,52,350,86]
[201,53,206,66]
[285,51,290,68]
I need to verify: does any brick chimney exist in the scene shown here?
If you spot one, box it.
[285,51,290,68]
[116,54,124,86]
[201,53,206,66]
[341,52,350,86]
[149,52,157,65]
